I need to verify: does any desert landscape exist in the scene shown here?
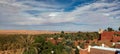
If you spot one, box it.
[0,0,120,54]
[0,30,60,34]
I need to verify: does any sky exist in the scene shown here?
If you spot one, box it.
[0,0,120,31]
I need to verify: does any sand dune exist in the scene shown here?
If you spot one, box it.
[0,30,60,34]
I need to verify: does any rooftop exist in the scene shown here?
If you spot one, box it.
[91,46,120,51]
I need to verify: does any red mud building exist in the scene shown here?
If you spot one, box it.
[99,31,120,42]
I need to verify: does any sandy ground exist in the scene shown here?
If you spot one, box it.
[0,30,60,34]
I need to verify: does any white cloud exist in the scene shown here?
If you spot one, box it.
[49,13,58,17]
[0,0,120,31]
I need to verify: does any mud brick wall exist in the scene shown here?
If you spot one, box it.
[90,48,116,54]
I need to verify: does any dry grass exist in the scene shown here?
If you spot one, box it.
[0,49,23,54]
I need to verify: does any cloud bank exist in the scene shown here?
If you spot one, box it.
[0,0,120,31]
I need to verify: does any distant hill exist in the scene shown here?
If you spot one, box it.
[0,30,60,34]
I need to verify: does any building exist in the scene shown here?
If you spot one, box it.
[78,44,120,54]
[100,31,120,42]
[46,37,63,45]
[46,37,57,45]
[90,46,120,54]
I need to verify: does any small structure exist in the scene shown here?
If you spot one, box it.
[46,37,63,45]
[77,45,91,54]
[115,42,120,49]
[46,37,57,45]
[74,40,80,47]
[56,37,63,43]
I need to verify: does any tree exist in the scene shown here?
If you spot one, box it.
[119,27,120,31]
[17,35,40,54]
[60,31,65,37]
[35,36,56,54]
[61,31,64,34]
[107,27,114,31]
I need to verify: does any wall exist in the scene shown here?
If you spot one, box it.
[101,31,120,42]
[113,36,120,42]
[90,48,116,54]
[79,49,88,54]
[101,31,114,42]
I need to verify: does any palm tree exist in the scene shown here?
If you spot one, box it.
[17,35,40,54]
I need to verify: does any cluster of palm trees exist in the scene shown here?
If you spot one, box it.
[17,35,40,54]
[0,31,100,54]
[0,35,40,54]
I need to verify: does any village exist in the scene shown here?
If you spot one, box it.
[46,28,120,54]
[0,0,120,54]
[0,27,120,54]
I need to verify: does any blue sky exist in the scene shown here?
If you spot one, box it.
[0,0,120,31]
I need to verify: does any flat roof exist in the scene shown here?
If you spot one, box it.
[116,42,120,44]
[91,46,120,51]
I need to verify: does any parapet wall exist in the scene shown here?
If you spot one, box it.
[90,48,116,54]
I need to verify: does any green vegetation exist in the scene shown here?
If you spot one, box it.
[119,27,120,31]
[104,27,120,31]
[107,27,114,31]
[0,31,100,54]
